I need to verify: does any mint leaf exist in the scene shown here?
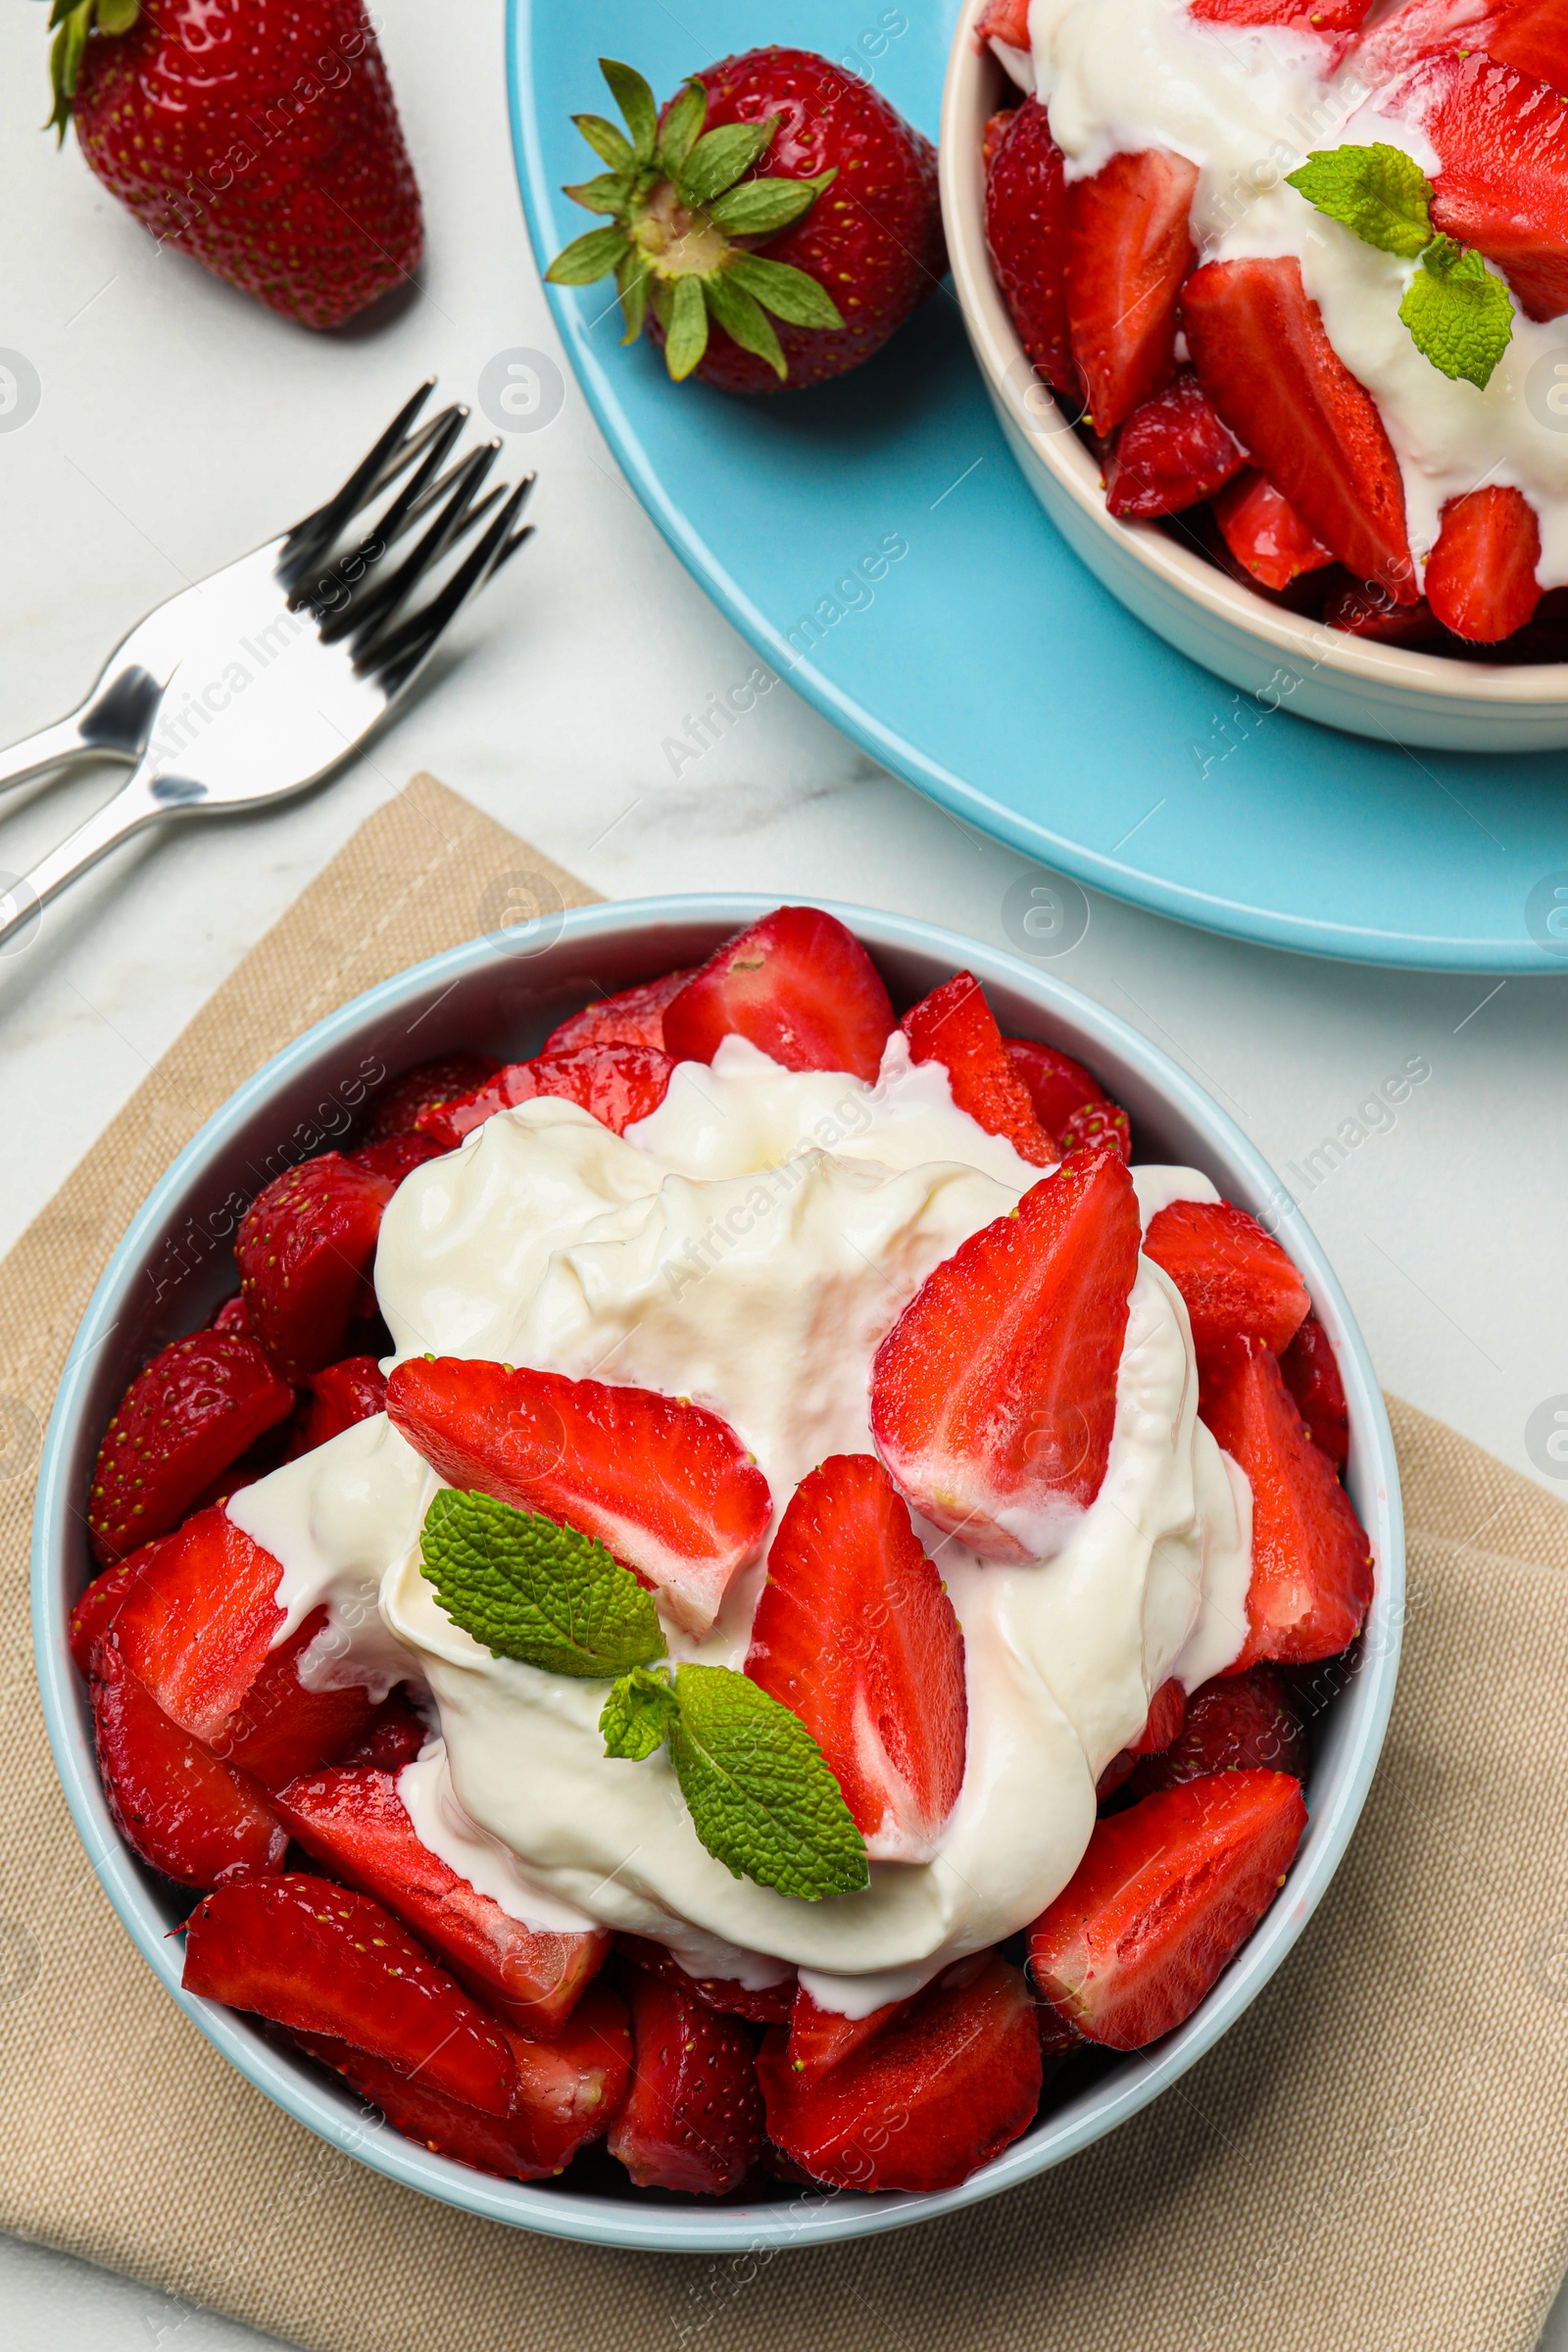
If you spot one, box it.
[1399,236,1514,388]
[1287,143,1433,260]
[600,1663,682,1758]
[680,118,779,208]
[546,223,631,286]
[726,251,844,330]
[420,1490,666,1678]
[599,58,658,163]
[705,272,787,379]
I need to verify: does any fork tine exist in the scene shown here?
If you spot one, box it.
[288,404,469,614]
[319,442,503,652]
[358,478,535,697]
[277,379,435,583]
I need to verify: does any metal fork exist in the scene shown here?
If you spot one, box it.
[0,382,533,952]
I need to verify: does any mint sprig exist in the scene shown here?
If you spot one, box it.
[1287,143,1514,390]
[420,1489,666,1679]
[601,1662,869,1901]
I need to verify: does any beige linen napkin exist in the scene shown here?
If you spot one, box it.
[2,773,1565,2352]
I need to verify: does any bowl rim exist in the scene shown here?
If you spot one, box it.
[939,0,1568,710]
[32,893,1404,2253]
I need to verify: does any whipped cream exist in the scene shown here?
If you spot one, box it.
[1002,0,1568,586]
[229,1033,1250,2009]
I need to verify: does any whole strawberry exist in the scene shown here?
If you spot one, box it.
[548,51,944,392]
[47,0,423,330]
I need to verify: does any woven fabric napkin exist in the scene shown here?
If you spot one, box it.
[2,772,1566,2352]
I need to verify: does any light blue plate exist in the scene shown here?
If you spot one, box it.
[509,0,1568,972]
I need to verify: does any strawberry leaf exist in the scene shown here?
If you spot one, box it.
[97,0,138,26]
[572,111,635,173]
[706,272,788,378]
[680,118,779,208]
[727,251,845,330]
[564,173,631,219]
[1398,236,1514,388]
[419,1488,666,1679]
[599,57,658,165]
[546,223,632,286]
[616,252,652,344]
[707,173,829,239]
[663,272,710,380]
[658,77,708,172]
[600,1663,681,1759]
[1287,143,1433,260]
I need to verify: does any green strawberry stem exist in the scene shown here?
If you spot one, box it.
[547,56,845,382]
[46,0,140,141]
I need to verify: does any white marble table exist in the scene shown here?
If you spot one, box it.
[2,2,1564,2343]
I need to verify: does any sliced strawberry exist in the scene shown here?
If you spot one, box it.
[985,97,1080,397]
[1126,1664,1308,1797]
[113,1506,285,1745]
[759,1951,1041,2192]
[285,1355,388,1459]
[784,1983,914,2084]
[236,1152,400,1381]
[746,1455,967,1861]
[1424,485,1543,641]
[70,1542,162,1674]
[902,974,1055,1167]
[209,1293,253,1338]
[1028,1769,1305,2048]
[1095,1675,1187,1800]
[1212,470,1336,593]
[92,1638,286,1888]
[542,967,697,1055]
[347,1132,445,1187]
[871,1150,1141,1562]
[1190,0,1371,22]
[1409,50,1568,318]
[976,0,1033,43]
[1003,1036,1110,1135]
[416,1043,677,1150]
[295,1981,631,2178]
[274,1765,611,2036]
[1340,0,1503,86]
[183,1875,517,2115]
[336,1686,430,1773]
[1488,0,1568,87]
[1065,148,1199,432]
[367,1053,499,1141]
[386,1357,772,1637]
[1060,1100,1131,1159]
[608,1965,763,2195]
[1104,369,1248,518]
[1201,1339,1373,1668]
[1323,581,1446,643]
[1183,257,1416,598]
[661,907,895,1083]
[615,1935,795,2025]
[1278,1310,1349,1467]
[86,1329,294,1566]
[1144,1198,1310,1365]
[210,1608,375,1789]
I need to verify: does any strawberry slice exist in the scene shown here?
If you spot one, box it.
[386,1357,772,1637]
[902,974,1055,1167]
[416,1043,676,1150]
[285,1355,388,1459]
[183,1875,518,2115]
[976,0,1032,43]
[1212,471,1336,593]
[784,1983,912,2083]
[86,1329,294,1566]
[1003,1037,1111,1136]
[367,1053,499,1141]
[542,967,697,1054]
[210,1609,376,1790]
[113,1506,285,1745]
[236,1152,401,1381]
[1201,1339,1373,1668]
[295,1981,632,2179]
[1409,50,1568,318]
[1323,582,1446,643]
[1340,0,1503,85]
[661,907,895,1083]
[1065,148,1199,432]
[1060,1100,1131,1159]
[1105,368,1249,518]
[615,1935,795,2025]
[870,1150,1141,1562]
[336,1687,430,1773]
[1424,485,1544,640]
[1190,0,1371,22]
[1028,1769,1306,2048]
[746,1454,968,1861]
[1278,1309,1349,1467]
[985,97,1080,398]
[1487,0,1568,86]
[1095,1674,1187,1800]
[348,1133,445,1188]
[1182,256,1416,598]
[608,1965,763,2195]
[91,1638,287,1888]
[274,1765,612,2035]
[758,1951,1041,2191]
[1126,1664,1308,1797]
[1143,1198,1311,1365]
[70,1541,162,1674]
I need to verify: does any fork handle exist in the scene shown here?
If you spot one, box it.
[0,769,166,954]
[0,713,98,801]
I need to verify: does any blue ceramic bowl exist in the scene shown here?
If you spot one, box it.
[32,898,1402,2251]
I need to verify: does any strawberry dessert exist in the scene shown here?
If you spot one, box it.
[979,0,1568,652]
[74,908,1372,2198]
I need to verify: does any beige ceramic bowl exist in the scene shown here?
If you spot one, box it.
[939,0,1568,751]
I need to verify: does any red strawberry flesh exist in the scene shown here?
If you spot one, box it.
[615,1934,795,2025]
[1003,1037,1110,1135]
[1212,470,1336,593]
[285,1354,388,1459]
[113,1505,286,1745]
[986,97,1080,397]
[236,1152,399,1381]
[608,1965,763,2194]
[662,907,895,1082]
[1105,369,1249,518]
[902,973,1056,1166]
[1066,147,1199,432]
[1424,485,1544,640]
[542,967,697,1054]
[1143,1197,1311,1364]
[368,1054,499,1141]
[92,1637,287,1888]
[1409,50,1568,318]
[1278,1309,1349,1467]
[785,1983,911,2083]
[87,1329,294,1565]
[416,1043,676,1149]
[1127,1663,1308,1796]
[210,1606,375,1789]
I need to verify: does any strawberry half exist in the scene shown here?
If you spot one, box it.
[86,1329,294,1566]
[385,1357,772,1637]
[113,1506,285,1746]
[985,97,1080,398]
[662,907,895,1082]
[416,1043,676,1150]
[746,1454,967,1861]
[542,967,697,1055]
[1126,1664,1308,1798]
[1201,1340,1373,1668]
[1424,485,1544,640]
[1065,148,1199,432]
[784,1983,912,2084]
[1003,1037,1112,1136]
[1409,50,1568,318]
[275,1766,611,2034]
[1143,1198,1311,1366]
[1212,471,1336,594]
[1278,1310,1349,1467]
[1182,256,1417,599]
[183,1875,518,2116]
[92,1637,287,1888]
[902,974,1056,1167]
[368,1054,499,1142]
[615,1935,795,2025]
[758,1951,1041,2192]
[285,1355,388,1460]
[870,1150,1141,1562]
[1104,369,1249,519]
[1028,1769,1306,2048]
[608,1965,763,2195]
[236,1152,401,1381]
[1488,0,1568,86]
[1060,1100,1131,1160]
[209,1608,375,1790]
[70,1542,162,1674]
